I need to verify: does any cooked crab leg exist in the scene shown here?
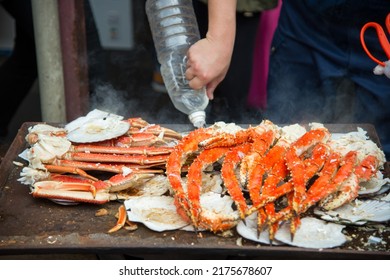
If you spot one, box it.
[50,159,165,174]
[45,164,99,181]
[166,127,215,222]
[71,144,174,155]
[63,152,169,165]
[31,171,156,204]
[187,147,230,228]
[285,128,331,213]
[108,205,128,233]
[221,143,252,219]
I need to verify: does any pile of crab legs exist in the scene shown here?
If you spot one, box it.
[165,120,382,240]
[19,118,182,206]
[18,117,383,239]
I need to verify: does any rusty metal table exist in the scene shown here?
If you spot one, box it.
[0,122,389,259]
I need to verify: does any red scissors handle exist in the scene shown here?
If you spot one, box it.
[360,13,390,66]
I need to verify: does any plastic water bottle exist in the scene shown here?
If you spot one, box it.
[146,0,209,128]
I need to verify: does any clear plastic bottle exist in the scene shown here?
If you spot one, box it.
[146,0,209,128]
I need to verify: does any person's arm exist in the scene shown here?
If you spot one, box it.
[185,0,237,99]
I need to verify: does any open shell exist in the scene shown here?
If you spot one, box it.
[314,199,390,225]
[65,109,130,143]
[274,217,347,249]
[236,212,284,245]
[124,195,190,232]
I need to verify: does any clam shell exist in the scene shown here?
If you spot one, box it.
[124,195,189,232]
[236,212,284,245]
[314,199,390,224]
[274,217,347,249]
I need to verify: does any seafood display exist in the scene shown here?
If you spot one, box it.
[15,110,390,249]
[17,109,182,204]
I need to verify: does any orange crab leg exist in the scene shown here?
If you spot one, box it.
[221,143,252,219]
[108,205,128,233]
[30,180,114,204]
[45,164,99,181]
[51,159,165,174]
[71,144,174,155]
[355,154,379,181]
[65,152,169,165]
[303,151,356,212]
[286,128,330,213]
[187,147,230,227]
[166,128,215,219]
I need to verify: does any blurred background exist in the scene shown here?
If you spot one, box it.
[0,0,192,146]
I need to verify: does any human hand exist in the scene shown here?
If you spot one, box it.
[185,36,233,100]
[373,60,390,78]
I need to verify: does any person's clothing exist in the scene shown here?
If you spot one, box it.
[0,0,37,137]
[198,0,278,13]
[247,0,281,109]
[265,0,390,159]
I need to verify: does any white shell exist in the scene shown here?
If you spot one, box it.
[124,195,189,232]
[65,109,130,143]
[359,172,390,196]
[314,199,390,224]
[274,217,347,249]
[236,212,284,245]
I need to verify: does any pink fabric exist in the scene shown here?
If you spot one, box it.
[247,0,282,110]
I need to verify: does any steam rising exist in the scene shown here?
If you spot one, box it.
[89,83,128,116]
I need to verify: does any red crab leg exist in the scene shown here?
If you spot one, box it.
[51,159,165,174]
[45,164,99,181]
[31,181,112,204]
[240,129,277,186]
[166,128,215,220]
[355,154,379,181]
[304,151,357,211]
[187,147,230,227]
[105,172,155,192]
[71,144,174,155]
[64,152,169,165]
[220,143,252,219]
[286,128,330,213]
[246,141,287,208]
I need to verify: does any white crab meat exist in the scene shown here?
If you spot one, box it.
[330,128,386,168]
[274,217,347,249]
[280,123,307,143]
[17,166,50,185]
[65,109,130,143]
[124,195,190,232]
[127,174,171,197]
[19,134,72,169]
[236,212,284,245]
[198,192,240,224]
[314,199,390,225]
[208,121,243,134]
[180,172,224,195]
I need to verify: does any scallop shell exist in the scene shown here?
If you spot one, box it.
[65,109,130,143]
[236,212,284,245]
[358,171,390,196]
[274,217,347,249]
[124,195,190,232]
[314,199,390,225]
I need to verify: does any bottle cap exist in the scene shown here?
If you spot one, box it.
[188,111,206,128]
